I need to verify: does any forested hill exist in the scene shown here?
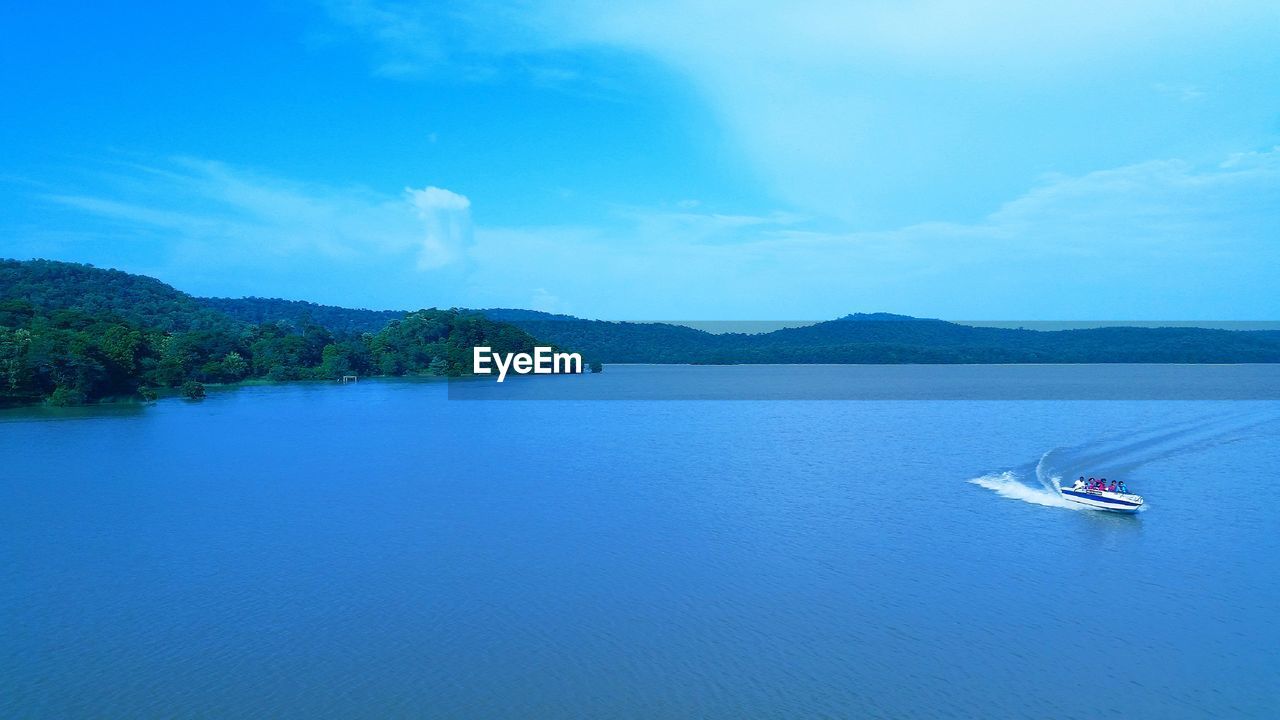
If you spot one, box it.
[0,260,567,406]
[1,258,236,332]
[199,297,405,334]
[478,309,725,363]
[5,258,1279,406]
[479,310,1280,364]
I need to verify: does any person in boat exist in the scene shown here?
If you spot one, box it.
[1074,476,1086,490]
[1107,480,1117,492]
[1117,480,1128,494]
[1087,477,1097,489]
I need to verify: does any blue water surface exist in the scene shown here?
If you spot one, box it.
[2,367,1278,718]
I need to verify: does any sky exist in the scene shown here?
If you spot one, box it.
[1,1,1278,320]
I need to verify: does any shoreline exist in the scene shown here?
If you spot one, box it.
[8,363,1280,409]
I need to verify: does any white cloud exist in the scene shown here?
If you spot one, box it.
[318,1,1280,224]
[408,185,472,269]
[20,149,1280,318]
[465,149,1280,319]
[42,159,476,270]
[559,1,1279,221]
[319,0,580,83]
[31,158,475,307]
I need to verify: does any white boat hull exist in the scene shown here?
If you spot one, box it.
[1061,488,1144,513]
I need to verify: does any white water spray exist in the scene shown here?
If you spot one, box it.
[967,471,1082,510]
[1034,450,1063,495]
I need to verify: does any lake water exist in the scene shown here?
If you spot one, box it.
[3,366,1279,718]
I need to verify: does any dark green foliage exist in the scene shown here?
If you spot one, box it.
[1,258,239,332]
[367,310,548,378]
[480,312,722,364]
[0,307,151,406]
[1,260,567,406]
[318,341,371,380]
[199,296,404,334]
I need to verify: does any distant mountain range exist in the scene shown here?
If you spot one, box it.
[4,258,1280,387]
[476,309,1280,364]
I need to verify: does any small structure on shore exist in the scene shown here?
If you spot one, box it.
[340,375,358,383]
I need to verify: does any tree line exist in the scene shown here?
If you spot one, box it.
[0,301,559,406]
[487,312,1280,364]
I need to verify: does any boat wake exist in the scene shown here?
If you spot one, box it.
[968,471,1082,510]
[969,407,1280,511]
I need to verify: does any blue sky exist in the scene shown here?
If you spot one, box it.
[2,1,1278,319]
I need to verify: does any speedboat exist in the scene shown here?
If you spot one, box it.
[1061,482,1144,513]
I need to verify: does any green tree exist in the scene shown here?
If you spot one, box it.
[181,380,206,399]
[99,325,143,373]
[0,327,34,395]
[0,260,587,405]
[221,351,249,380]
[319,343,352,379]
